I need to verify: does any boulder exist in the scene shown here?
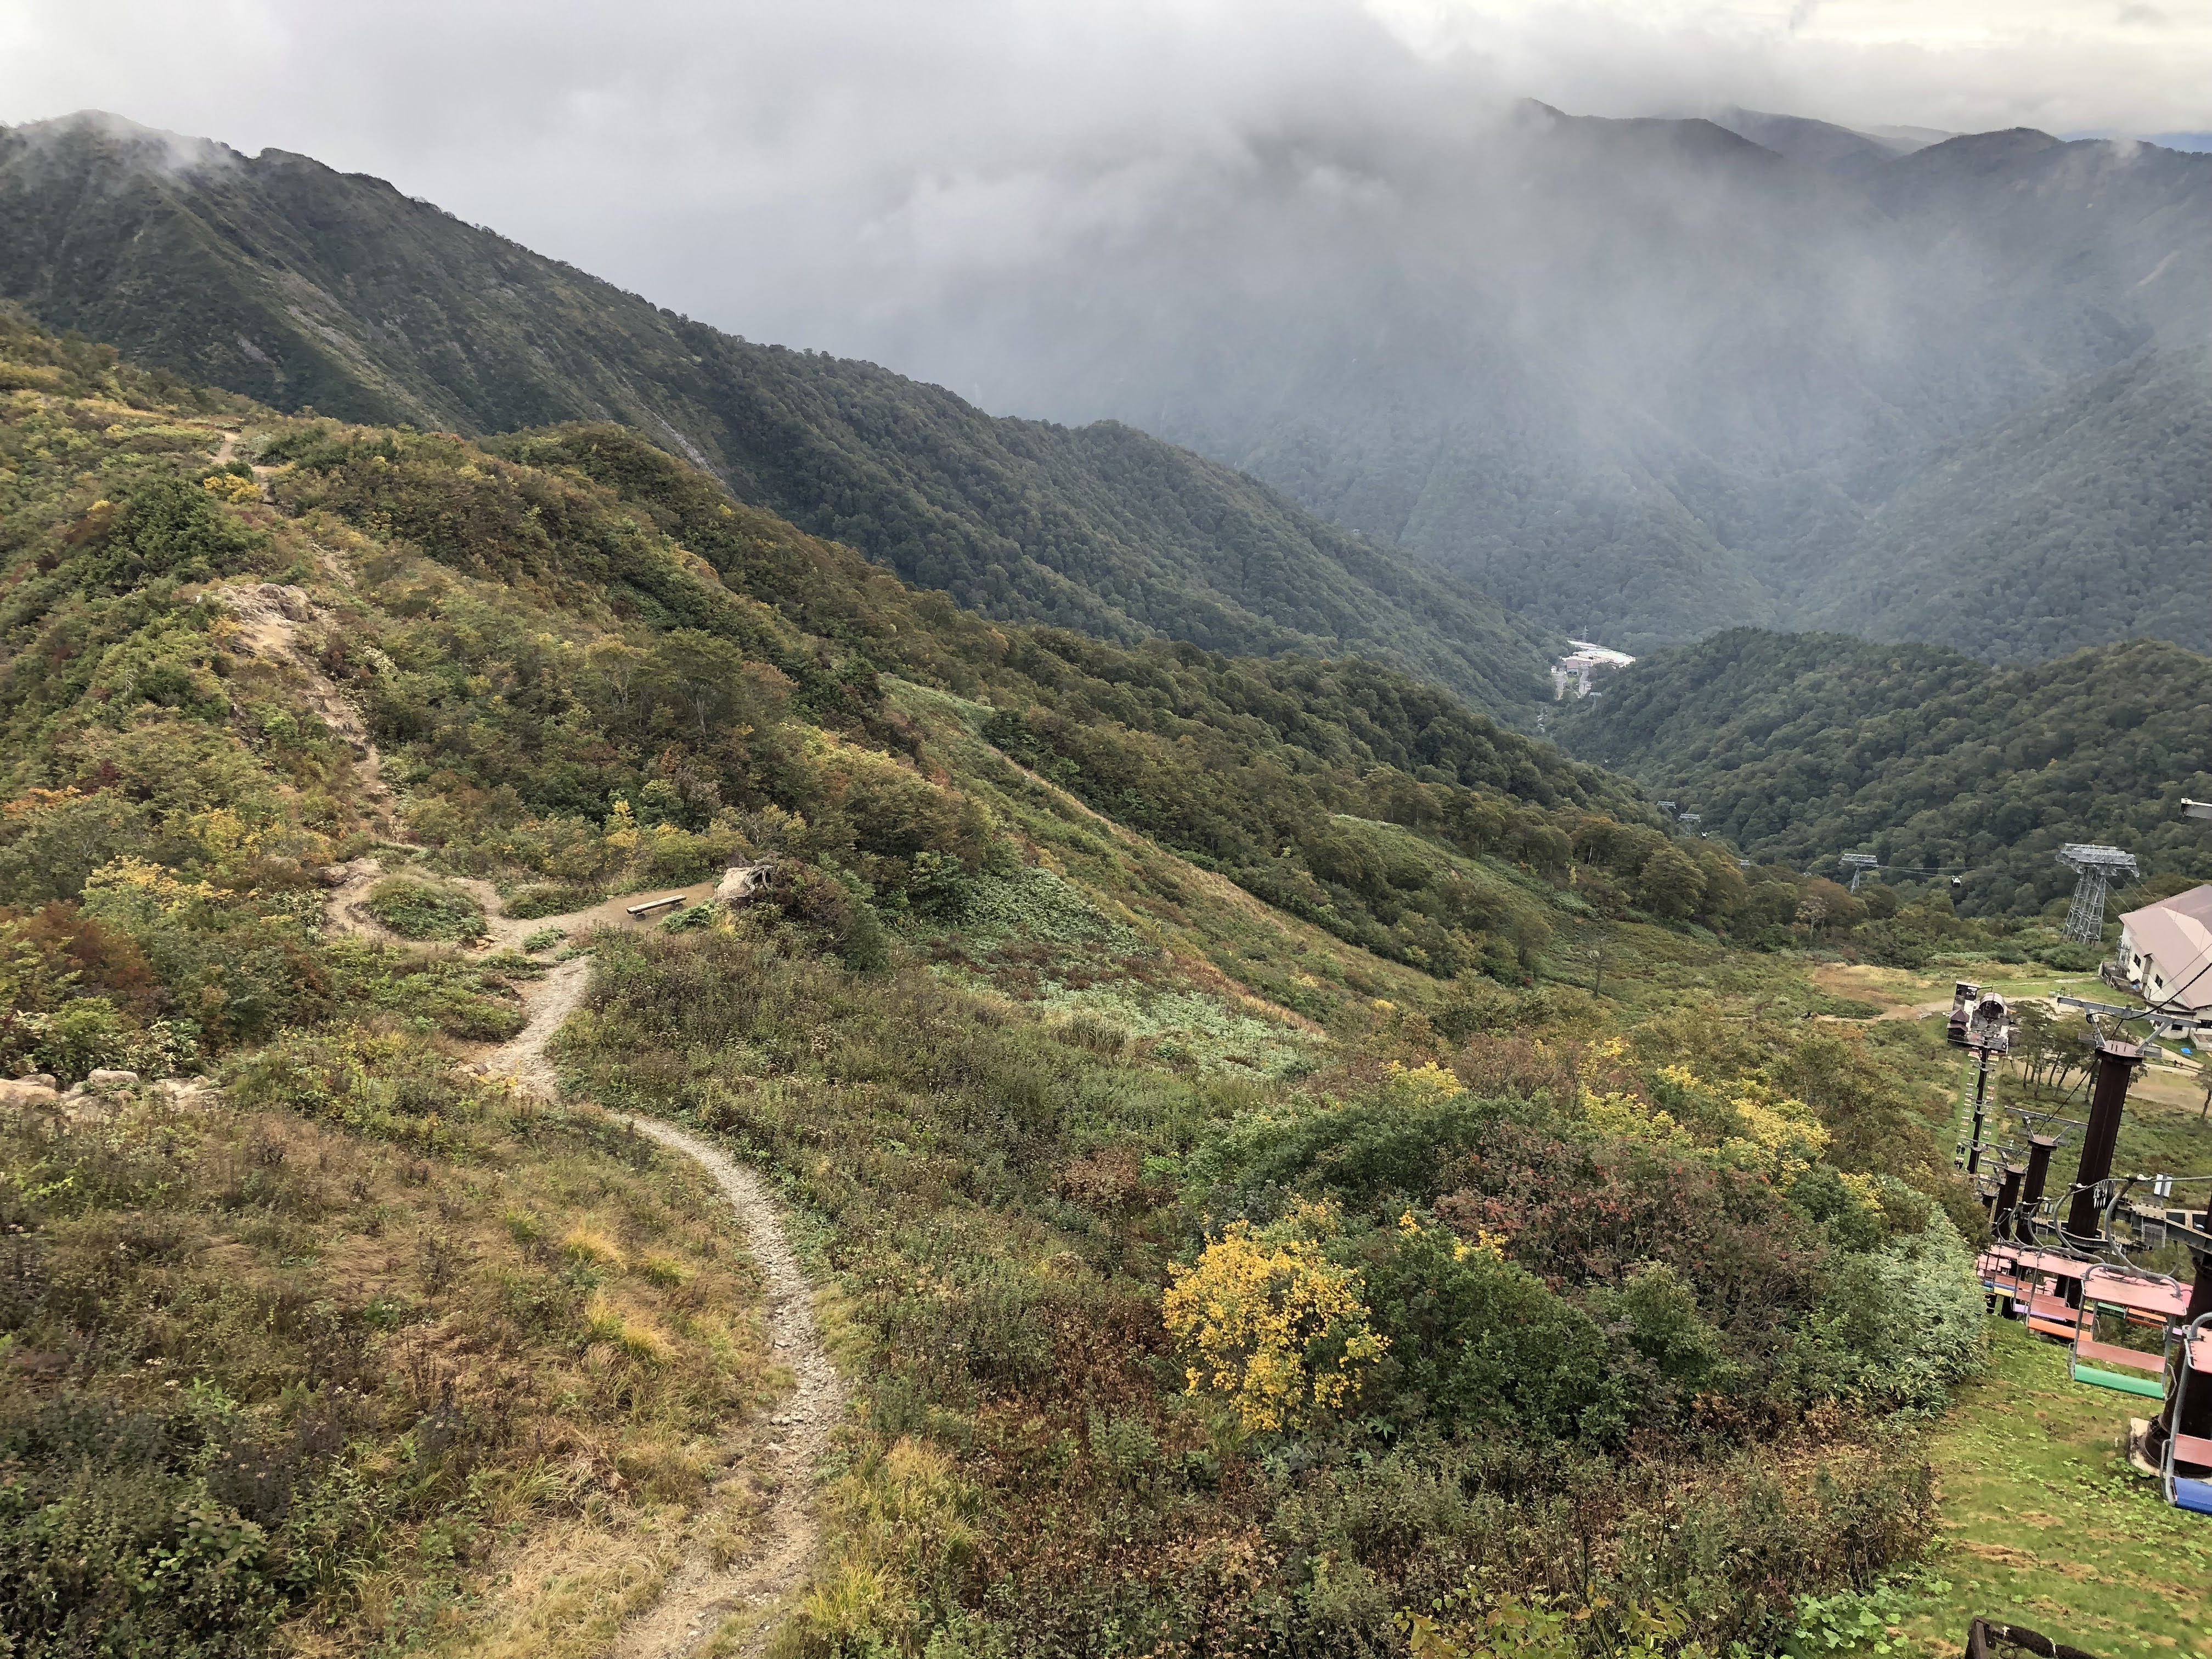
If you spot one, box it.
[84,1069,140,1092]
[0,1078,60,1108]
[716,862,775,906]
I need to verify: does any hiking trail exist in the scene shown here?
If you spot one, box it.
[482,944,836,1658]
[207,421,833,1656]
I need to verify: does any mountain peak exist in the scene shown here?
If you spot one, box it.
[7,108,238,177]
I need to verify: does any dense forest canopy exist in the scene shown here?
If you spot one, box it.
[1555,628,2212,917]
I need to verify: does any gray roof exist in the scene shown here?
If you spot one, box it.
[2120,885,2212,1012]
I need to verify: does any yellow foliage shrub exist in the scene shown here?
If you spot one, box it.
[200,471,259,503]
[1162,1216,1387,1433]
[1579,1086,1692,1146]
[1383,1058,1466,1102]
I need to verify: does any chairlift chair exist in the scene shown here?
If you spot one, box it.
[2162,1315,2212,1515]
[1977,1243,2027,1313]
[2070,1266,2187,1398]
[2013,1251,2090,1344]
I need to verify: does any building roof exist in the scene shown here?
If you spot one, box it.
[2120,885,2212,1012]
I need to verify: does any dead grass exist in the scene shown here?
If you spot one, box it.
[0,1081,783,1655]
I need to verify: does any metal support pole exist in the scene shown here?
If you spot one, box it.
[2158,1256,2212,1460]
[2188,1257,2212,1324]
[1993,1164,2024,1226]
[2018,1135,2058,1244]
[1966,1049,1994,1174]
[2064,1040,2143,1240]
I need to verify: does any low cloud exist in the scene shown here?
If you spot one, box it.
[1,0,2207,368]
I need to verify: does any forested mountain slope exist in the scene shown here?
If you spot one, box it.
[1555,628,2212,915]
[1796,345,2212,656]
[0,312,2002,1657]
[0,111,1558,712]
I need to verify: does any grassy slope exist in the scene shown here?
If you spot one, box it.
[0,117,1559,715]
[1901,1319,2212,1659]
[0,314,1510,1655]
[7,311,2190,1659]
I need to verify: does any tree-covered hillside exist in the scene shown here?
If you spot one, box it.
[1555,628,2212,915]
[1796,345,2212,659]
[0,312,2006,1657]
[0,112,1558,713]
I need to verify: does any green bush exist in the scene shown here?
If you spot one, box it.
[503,884,601,920]
[0,1404,284,1659]
[1792,1215,1986,1409]
[1363,1223,1628,1443]
[2030,940,2103,972]
[363,878,484,941]
[22,997,132,1086]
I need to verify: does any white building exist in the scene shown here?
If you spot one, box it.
[1551,640,1636,701]
[2115,885,2212,1036]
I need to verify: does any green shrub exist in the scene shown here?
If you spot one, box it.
[0,1404,284,1659]
[1362,1224,1628,1443]
[2030,940,2102,972]
[503,884,600,919]
[363,877,484,941]
[19,996,132,1086]
[1792,1215,1986,1409]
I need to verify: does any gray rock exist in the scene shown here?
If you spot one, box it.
[84,1069,140,1092]
[716,862,775,906]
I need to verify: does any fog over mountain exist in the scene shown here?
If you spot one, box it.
[816,103,2212,657]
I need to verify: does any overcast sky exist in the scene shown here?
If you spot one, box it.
[5,1,2209,358]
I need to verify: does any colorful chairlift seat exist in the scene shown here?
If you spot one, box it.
[1976,1244,2023,1304]
[2069,1267,2185,1398]
[2017,1253,2089,1342]
[2165,1319,2212,1516]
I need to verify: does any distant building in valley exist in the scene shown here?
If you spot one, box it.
[2115,884,2212,1035]
[1551,639,1635,701]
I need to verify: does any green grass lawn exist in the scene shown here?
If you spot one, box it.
[1892,1318,2212,1658]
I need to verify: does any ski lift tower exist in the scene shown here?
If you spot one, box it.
[1841,853,1880,892]
[2057,844,2139,944]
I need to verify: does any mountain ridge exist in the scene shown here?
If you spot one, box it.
[0,109,1560,713]
[755,103,2212,661]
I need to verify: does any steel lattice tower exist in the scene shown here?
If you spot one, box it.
[2057,844,2139,943]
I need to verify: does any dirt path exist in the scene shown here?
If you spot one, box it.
[603,1116,837,1659]
[480,929,835,1659]
[211,427,278,500]
[205,425,827,1651]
